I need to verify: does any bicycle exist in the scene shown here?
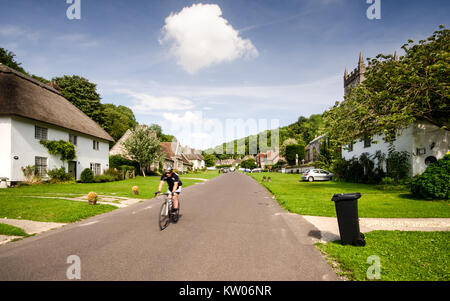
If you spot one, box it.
[155,192,180,231]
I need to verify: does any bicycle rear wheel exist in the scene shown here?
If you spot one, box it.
[159,202,170,230]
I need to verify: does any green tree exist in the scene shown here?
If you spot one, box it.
[53,75,105,127]
[148,124,176,142]
[0,48,27,73]
[324,26,450,145]
[1,48,49,83]
[285,143,305,166]
[240,158,257,169]
[280,138,298,158]
[102,103,137,145]
[203,154,216,167]
[122,126,163,177]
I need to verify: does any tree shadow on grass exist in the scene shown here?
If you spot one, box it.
[397,193,448,202]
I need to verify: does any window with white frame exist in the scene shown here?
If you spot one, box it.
[35,126,48,140]
[93,140,99,150]
[69,134,77,146]
[90,163,101,175]
[35,156,48,177]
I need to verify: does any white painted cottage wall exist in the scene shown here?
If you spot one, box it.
[342,121,449,176]
[8,116,109,181]
[0,117,12,180]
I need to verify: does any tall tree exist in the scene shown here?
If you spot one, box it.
[324,26,449,144]
[122,126,163,177]
[102,103,137,145]
[53,75,105,127]
[148,124,176,142]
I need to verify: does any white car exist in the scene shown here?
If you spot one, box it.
[301,169,333,182]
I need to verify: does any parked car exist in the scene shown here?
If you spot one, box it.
[251,168,262,173]
[301,169,333,182]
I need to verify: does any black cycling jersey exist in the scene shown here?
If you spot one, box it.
[161,173,182,190]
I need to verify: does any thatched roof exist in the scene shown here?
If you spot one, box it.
[0,64,113,142]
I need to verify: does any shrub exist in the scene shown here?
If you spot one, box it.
[380,177,394,185]
[109,155,139,173]
[103,168,123,181]
[93,175,116,183]
[47,167,74,183]
[386,150,411,181]
[411,154,450,199]
[80,168,94,183]
[21,165,42,184]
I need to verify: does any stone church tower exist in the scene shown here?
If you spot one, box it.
[344,51,398,95]
[344,52,366,95]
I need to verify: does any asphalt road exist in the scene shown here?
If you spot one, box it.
[0,172,340,281]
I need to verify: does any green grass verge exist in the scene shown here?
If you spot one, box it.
[0,172,217,200]
[0,223,30,237]
[249,173,450,218]
[0,195,117,223]
[316,231,450,281]
[0,171,217,223]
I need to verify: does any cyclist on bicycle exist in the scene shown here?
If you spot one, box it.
[156,167,182,213]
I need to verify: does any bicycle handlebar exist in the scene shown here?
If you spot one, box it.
[154,192,173,197]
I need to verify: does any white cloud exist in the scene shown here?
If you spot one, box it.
[160,3,258,74]
[115,89,195,114]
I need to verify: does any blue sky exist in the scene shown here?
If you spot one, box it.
[1,0,449,149]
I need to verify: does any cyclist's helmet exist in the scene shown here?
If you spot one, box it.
[164,167,173,173]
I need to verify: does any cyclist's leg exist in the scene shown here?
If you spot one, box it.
[172,187,181,211]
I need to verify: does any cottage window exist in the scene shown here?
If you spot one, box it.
[69,134,77,146]
[35,156,48,177]
[416,148,426,156]
[90,163,101,175]
[35,126,48,140]
[93,140,99,150]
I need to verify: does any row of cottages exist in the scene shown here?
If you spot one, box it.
[256,148,283,169]
[340,53,449,176]
[109,128,205,173]
[181,146,205,170]
[160,142,192,173]
[0,63,114,185]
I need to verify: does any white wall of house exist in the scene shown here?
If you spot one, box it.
[4,116,109,182]
[190,159,205,170]
[342,121,449,176]
[0,117,12,180]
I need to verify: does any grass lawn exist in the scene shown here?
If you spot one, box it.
[316,231,450,281]
[0,171,217,223]
[249,172,450,218]
[0,223,30,237]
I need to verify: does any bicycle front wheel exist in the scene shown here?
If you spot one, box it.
[159,202,170,230]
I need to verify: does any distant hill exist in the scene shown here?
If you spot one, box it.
[203,114,324,159]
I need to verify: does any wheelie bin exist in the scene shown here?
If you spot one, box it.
[331,193,366,246]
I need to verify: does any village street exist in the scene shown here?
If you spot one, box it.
[0,173,339,281]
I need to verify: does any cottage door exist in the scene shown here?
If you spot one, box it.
[68,161,77,179]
